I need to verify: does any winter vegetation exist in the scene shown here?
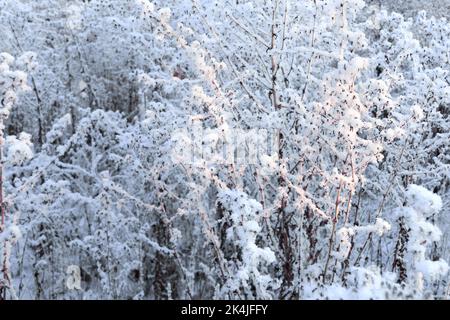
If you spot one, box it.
[0,0,448,300]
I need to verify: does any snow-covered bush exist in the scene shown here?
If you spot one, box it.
[216,189,277,299]
[0,0,448,300]
[0,51,31,299]
[392,185,448,297]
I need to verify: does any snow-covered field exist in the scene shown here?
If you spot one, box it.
[0,0,448,300]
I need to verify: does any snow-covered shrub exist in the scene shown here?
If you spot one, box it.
[392,185,448,297]
[0,51,31,299]
[0,0,448,300]
[216,189,277,299]
[5,133,33,165]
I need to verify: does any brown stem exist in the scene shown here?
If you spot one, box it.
[323,180,343,283]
